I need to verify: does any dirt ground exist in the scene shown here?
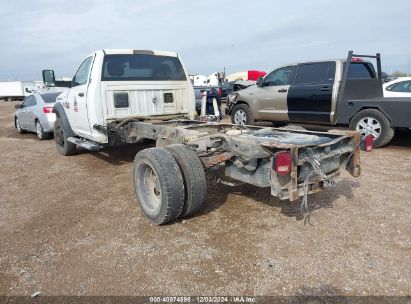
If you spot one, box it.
[0,101,410,297]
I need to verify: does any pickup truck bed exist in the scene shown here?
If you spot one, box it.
[337,96,411,127]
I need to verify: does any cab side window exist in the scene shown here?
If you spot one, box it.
[295,62,336,85]
[264,66,295,86]
[72,56,93,87]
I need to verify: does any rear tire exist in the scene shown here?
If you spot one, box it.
[165,144,207,218]
[133,147,185,225]
[349,109,394,148]
[54,116,76,155]
[231,104,254,125]
[35,120,50,140]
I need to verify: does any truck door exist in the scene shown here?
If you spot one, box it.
[66,56,94,136]
[287,62,336,123]
[256,65,296,121]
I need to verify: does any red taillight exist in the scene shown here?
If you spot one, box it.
[218,87,223,96]
[43,107,53,113]
[275,151,292,175]
[365,134,373,152]
[351,57,363,62]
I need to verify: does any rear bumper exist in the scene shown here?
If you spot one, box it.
[40,114,56,132]
[268,130,362,201]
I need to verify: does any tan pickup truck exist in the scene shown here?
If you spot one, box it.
[226,51,411,147]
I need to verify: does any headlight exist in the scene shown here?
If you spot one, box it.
[228,93,239,103]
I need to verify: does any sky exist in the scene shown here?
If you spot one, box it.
[0,0,410,80]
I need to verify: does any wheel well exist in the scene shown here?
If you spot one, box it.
[233,101,249,108]
[349,107,391,124]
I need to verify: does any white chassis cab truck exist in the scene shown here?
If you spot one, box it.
[43,49,373,225]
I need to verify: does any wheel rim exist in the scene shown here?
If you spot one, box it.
[356,117,382,140]
[137,164,162,213]
[234,109,247,125]
[16,119,21,132]
[36,122,42,138]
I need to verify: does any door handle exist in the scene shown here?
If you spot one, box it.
[320,87,331,92]
[278,89,287,93]
[78,92,85,97]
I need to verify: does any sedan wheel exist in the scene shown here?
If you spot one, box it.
[36,122,43,138]
[35,121,49,140]
[16,118,25,134]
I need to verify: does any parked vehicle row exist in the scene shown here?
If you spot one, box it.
[383,77,411,97]
[225,51,411,147]
[194,80,254,116]
[13,49,374,225]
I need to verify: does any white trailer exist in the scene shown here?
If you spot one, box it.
[0,81,26,101]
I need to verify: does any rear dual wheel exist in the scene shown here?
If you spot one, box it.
[133,145,207,225]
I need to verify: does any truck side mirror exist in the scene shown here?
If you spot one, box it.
[256,77,264,87]
[42,70,56,87]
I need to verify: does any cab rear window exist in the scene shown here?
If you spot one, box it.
[102,54,187,81]
[347,62,376,79]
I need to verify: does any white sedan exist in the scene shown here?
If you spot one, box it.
[14,92,61,140]
[383,77,411,97]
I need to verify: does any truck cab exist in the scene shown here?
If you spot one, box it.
[226,51,411,147]
[43,49,195,145]
[227,58,378,125]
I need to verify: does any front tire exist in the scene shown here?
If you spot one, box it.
[15,117,25,134]
[133,147,185,225]
[349,109,394,148]
[231,104,254,125]
[54,116,76,155]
